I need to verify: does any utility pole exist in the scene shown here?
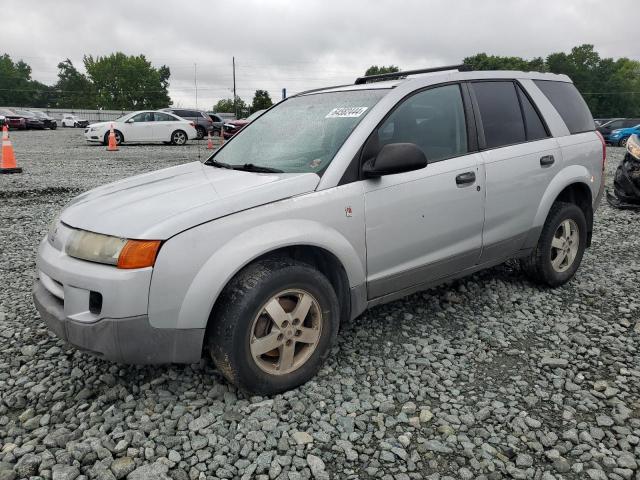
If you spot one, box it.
[194,63,198,109]
[232,56,237,118]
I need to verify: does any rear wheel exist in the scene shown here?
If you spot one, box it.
[171,130,188,145]
[208,259,340,394]
[51,123,57,130]
[195,126,206,140]
[521,202,587,287]
[619,137,628,148]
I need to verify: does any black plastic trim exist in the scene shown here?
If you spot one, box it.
[354,64,471,85]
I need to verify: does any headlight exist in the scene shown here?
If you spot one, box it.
[65,230,161,269]
[627,134,640,160]
[90,127,97,131]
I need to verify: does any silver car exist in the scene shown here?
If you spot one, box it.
[34,66,605,394]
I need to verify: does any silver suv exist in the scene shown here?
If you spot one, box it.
[34,66,605,394]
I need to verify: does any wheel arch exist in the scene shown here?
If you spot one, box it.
[527,166,594,249]
[152,219,366,331]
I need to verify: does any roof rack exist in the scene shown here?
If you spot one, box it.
[293,83,355,97]
[354,64,471,85]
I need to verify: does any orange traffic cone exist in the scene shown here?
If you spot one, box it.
[1,125,22,174]
[206,131,213,150]
[107,124,118,151]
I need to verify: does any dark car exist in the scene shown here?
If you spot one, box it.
[30,110,57,130]
[205,112,224,135]
[0,108,27,130]
[162,108,214,139]
[597,118,640,143]
[13,109,45,130]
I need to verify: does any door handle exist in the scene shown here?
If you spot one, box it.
[455,171,476,186]
[540,155,555,167]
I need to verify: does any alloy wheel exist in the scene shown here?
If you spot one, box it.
[550,219,579,273]
[249,289,322,375]
[173,131,187,145]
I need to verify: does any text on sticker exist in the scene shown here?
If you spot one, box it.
[326,107,368,118]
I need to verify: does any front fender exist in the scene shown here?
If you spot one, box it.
[151,218,365,330]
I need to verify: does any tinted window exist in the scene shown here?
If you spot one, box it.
[534,80,594,134]
[376,84,468,162]
[473,81,525,148]
[623,119,640,128]
[516,85,548,141]
[154,112,175,121]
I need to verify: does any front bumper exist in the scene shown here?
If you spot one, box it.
[84,129,102,142]
[34,235,204,364]
[33,281,204,364]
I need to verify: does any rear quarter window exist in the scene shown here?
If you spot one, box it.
[533,80,594,134]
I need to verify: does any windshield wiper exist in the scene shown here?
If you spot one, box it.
[206,159,233,169]
[231,163,284,173]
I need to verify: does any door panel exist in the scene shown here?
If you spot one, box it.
[479,138,560,262]
[123,113,154,142]
[365,154,485,298]
[469,80,561,262]
[363,83,485,299]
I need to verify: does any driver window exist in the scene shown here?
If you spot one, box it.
[374,84,468,163]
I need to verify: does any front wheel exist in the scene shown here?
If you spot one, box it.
[208,259,340,394]
[521,202,587,287]
[103,130,123,146]
[51,124,57,130]
[171,130,188,145]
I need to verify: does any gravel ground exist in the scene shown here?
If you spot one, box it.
[0,128,639,480]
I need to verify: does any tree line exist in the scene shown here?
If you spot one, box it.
[2,45,638,117]
[0,53,171,110]
[364,45,640,118]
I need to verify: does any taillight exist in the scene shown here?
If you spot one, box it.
[595,130,606,171]
[189,122,195,127]
[207,119,213,124]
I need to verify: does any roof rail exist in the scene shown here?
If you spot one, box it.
[293,83,354,97]
[354,64,471,85]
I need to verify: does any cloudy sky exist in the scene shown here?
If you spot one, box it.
[4,0,638,109]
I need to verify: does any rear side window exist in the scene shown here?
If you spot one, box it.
[154,112,175,121]
[473,81,525,148]
[516,85,549,141]
[533,80,594,134]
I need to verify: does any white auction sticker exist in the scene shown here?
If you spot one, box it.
[326,107,368,118]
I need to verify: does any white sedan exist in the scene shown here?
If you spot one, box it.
[84,111,198,146]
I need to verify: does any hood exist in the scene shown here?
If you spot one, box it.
[60,161,320,239]
[88,121,109,129]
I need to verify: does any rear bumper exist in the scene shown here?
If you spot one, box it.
[33,280,204,364]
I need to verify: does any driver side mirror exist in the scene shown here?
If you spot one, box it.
[362,143,427,178]
[125,119,134,123]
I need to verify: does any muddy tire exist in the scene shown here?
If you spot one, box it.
[207,258,340,395]
[521,201,587,287]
